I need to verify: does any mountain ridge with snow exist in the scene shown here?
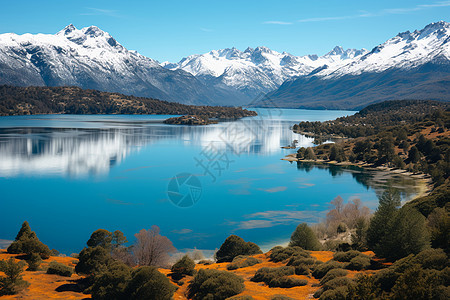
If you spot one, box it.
[0,24,215,105]
[264,20,450,109]
[162,45,368,103]
[0,21,449,109]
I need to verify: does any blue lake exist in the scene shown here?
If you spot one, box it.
[0,109,422,255]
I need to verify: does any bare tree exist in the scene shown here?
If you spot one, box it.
[325,196,371,237]
[133,225,176,267]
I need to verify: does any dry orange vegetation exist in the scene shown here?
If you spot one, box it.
[0,250,89,300]
[1,250,380,300]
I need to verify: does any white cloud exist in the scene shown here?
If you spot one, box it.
[295,1,450,23]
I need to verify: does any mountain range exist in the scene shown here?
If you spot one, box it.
[0,21,449,109]
[0,24,215,105]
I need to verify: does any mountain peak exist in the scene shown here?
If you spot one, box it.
[57,24,77,36]
[326,46,345,56]
[82,25,105,37]
[254,46,272,53]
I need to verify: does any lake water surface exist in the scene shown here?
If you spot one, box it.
[0,109,422,255]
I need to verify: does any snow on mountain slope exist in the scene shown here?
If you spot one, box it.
[317,21,450,78]
[162,46,367,99]
[0,24,214,105]
[265,21,450,110]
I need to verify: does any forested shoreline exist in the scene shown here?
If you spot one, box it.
[0,85,257,119]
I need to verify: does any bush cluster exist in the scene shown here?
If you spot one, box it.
[227,256,261,270]
[171,255,195,277]
[269,246,311,262]
[251,266,307,288]
[90,264,176,300]
[187,269,245,300]
[46,262,73,277]
[215,235,262,263]
[312,261,342,279]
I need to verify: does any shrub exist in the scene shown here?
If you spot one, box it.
[289,223,321,250]
[319,286,350,300]
[287,256,316,266]
[227,296,255,300]
[26,253,42,271]
[171,255,195,276]
[188,269,245,300]
[320,268,348,285]
[75,246,112,275]
[7,221,51,259]
[90,260,132,300]
[215,235,262,263]
[321,277,355,293]
[346,256,371,271]
[268,276,308,288]
[198,259,214,265]
[270,246,310,262]
[251,266,306,287]
[312,261,342,279]
[332,250,365,262]
[251,266,295,283]
[0,258,29,295]
[294,264,311,276]
[390,264,447,299]
[46,261,73,277]
[227,256,261,270]
[270,296,296,300]
[414,248,448,270]
[125,266,176,300]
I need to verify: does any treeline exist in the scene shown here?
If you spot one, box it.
[295,100,450,187]
[0,85,257,118]
[293,100,449,138]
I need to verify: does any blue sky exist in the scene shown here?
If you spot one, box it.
[0,0,449,62]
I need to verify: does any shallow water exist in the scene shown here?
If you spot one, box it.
[0,109,422,254]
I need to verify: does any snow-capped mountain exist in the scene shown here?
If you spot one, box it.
[1,21,449,109]
[0,24,214,105]
[163,46,367,103]
[265,21,450,109]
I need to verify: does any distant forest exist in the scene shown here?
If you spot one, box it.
[0,85,256,118]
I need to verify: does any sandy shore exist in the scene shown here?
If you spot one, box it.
[281,154,433,201]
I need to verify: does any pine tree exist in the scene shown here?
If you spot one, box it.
[366,189,400,254]
[289,223,321,250]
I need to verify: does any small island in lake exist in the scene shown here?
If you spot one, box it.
[163,115,218,125]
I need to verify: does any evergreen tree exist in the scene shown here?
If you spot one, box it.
[381,206,431,260]
[112,230,128,249]
[87,229,113,250]
[304,147,316,160]
[408,146,420,163]
[215,235,262,263]
[366,189,400,254]
[289,223,321,250]
[0,258,29,295]
[7,221,51,259]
